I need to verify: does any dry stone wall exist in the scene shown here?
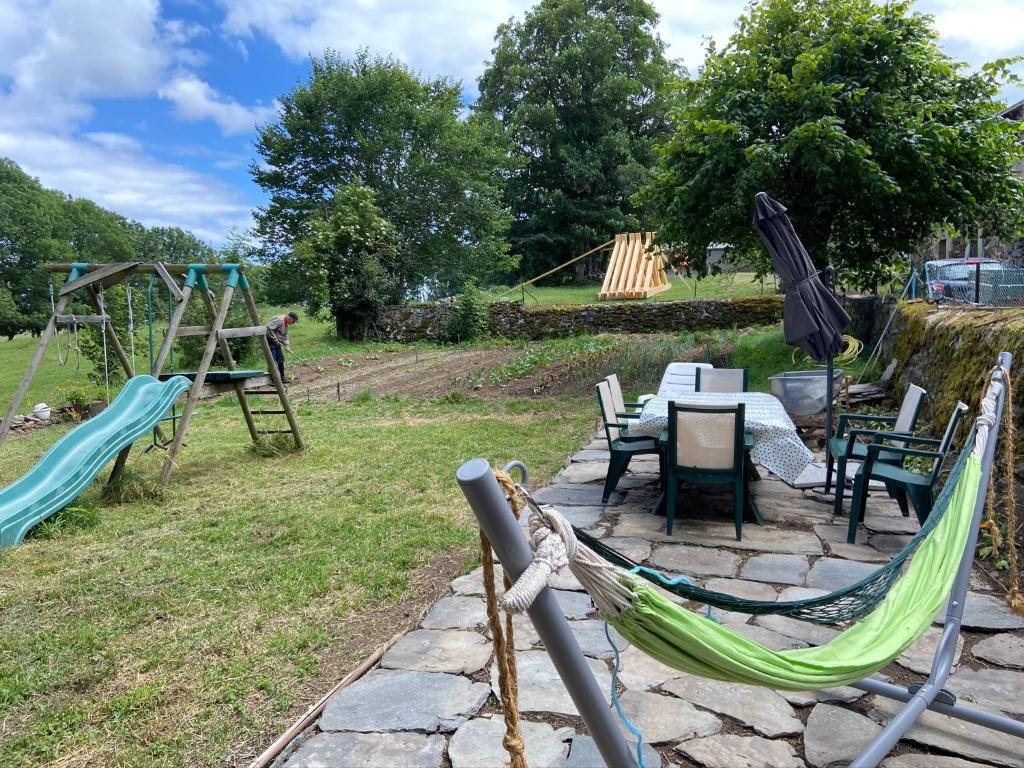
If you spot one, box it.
[375,296,785,341]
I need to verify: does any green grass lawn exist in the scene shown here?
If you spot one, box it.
[0,393,594,767]
[506,272,775,306]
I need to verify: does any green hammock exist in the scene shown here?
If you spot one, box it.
[576,429,973,625]
[605,453,981,690]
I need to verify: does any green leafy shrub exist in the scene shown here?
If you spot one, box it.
[443,281,489,343]
[53,382,103,412]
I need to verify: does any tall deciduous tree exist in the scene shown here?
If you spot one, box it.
[476,0,675,281]
[645,0,1024,288]
[253,50,514,300]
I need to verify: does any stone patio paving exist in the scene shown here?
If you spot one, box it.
[276,437,1024,768]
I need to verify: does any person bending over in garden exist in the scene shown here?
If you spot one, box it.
[266,311,298,382]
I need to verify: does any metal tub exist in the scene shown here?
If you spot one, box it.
[769,369,844,416]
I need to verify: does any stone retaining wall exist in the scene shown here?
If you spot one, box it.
[886,302,1024,470]
[374,294,891,344]
[375,296,785,341]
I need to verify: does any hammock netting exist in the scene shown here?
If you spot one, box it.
[575,425,976,625]
[599,451,982,689]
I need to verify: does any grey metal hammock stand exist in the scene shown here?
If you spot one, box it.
[457,351,1022,768]
[573,434,972,625]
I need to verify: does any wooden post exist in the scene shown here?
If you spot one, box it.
[239,284,304,449]
[196,284,260,445]
[0,294,70,445]
[160,284,237,482]
[107,444,131,487]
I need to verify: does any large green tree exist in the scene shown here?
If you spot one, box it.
[0,159,72,336]
[645,0,1024,287]
[253,50,514,300]
[476,0,675,280]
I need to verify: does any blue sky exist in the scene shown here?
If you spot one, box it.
[1,0,1021,245]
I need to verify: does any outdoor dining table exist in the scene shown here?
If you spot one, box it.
[630,391,814,486]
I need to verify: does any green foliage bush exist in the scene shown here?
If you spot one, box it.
[443,282,490,343]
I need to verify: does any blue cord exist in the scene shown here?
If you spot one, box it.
[604,620,647,768]
[628,565,719,623]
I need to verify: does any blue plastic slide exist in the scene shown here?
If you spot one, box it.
[0,375,191,549]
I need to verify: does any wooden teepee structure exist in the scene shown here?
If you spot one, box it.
[596,232,670,300]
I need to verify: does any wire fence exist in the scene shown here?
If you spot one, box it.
[924,260,1024,306]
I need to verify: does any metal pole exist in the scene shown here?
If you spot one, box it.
[456,458,638,768]
[851,352,1012,767]
[975,261,982,304]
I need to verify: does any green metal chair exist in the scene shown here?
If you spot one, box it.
[666,401,759,540]
[596,380,660,503]
[847,401,969,543]
[604,374,645,425]
[695,367,748,393]
[825,383,927,517]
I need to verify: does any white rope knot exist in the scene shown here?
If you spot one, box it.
[498,490,636,617]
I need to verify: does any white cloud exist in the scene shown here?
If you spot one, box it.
[159,75,278,135]
[929,0,1024,56]
[0,128,253,242]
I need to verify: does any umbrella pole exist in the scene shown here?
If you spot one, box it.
[826,356,835,446]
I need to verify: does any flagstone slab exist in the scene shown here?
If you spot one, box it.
[868,533,914,557]
[600,536,652,563]
[554,462,611,484]
[939,591,1024,630]
[661,674,803,737]
[570,449,611,462]
[740,554,809,586]
[870,696,1024,767]
[862,512,920,535]
[947,666,1024,715]
[881,755,993,768]
[648,544,739,578]
[520,504,604,529]
[549,568,583,591]
[491,650,611,716]
[450,566,501,597]
[754,615,840,647]
[532,484,622,506]
[611,516,823,554]
[674,734,804,768]
[616,643,684,691]
[805,557,880,591]
[447,717,572,768]
[613,689,722,744]
[778,685,865,706]
[567,619,628,659]
[972,633,1024,669]
[563,735,661,768]
[814,524,889,563]
[703,578,778,602]
[895,625,963,675]
[777,586,829,602]
[320,670,489,733]
[283,731,445,768]
[803,703,882,768]
[729,622,808,651]
[420,596,488,630]
[380,630,492,675]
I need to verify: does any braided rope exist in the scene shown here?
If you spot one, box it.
[483,470,527,768]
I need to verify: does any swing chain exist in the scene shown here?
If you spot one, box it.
[98,286,111,403]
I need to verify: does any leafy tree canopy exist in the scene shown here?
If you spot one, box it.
[253,49,514,300]
[476,0,676,281]
[644,0,1024,288]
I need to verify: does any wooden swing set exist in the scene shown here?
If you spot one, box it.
[0,262,303,483]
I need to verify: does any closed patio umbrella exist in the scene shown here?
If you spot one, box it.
[753,192,850,450]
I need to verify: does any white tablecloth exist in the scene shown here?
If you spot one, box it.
[632,392,813,485]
